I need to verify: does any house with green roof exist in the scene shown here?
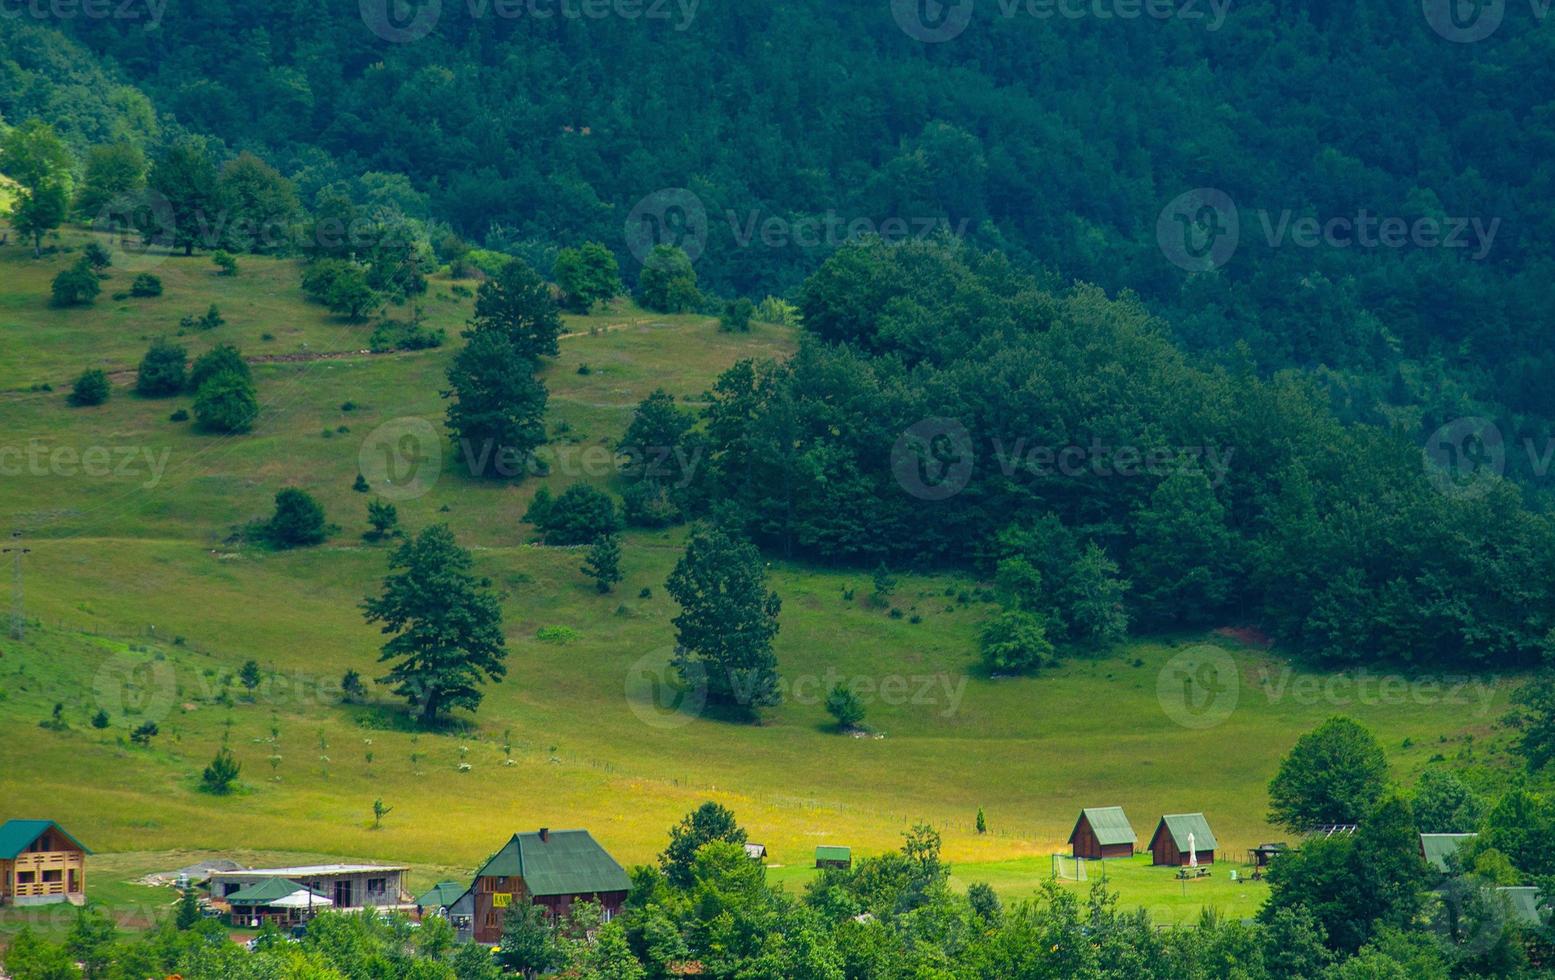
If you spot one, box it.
[815,845,852,869]
[1419,832,1477,874]
[0,820,91,907]
[416,880,469,914]
[225,877,332,927]
[1068,807,1137,860]
[457,829,631,944]
[1148,813,1218,867]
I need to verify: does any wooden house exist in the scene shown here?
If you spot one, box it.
[1068,807,1137,860]
[0,820,90,906]
[743,843,768,862]
[815,846,852,869]
[461,829,631,944]
[1148,813,1217,867]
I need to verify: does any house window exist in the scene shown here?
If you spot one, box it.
[42,870,62,883]
[16,872,35,884]
[367,878,386,896]
[484,910,498,929]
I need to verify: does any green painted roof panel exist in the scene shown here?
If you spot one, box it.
[417,881,469,909]
[475,831,630,897]
[1419,833,1477,872]
[1072,807,1137,847]
[0,820,92,859]
[226,877,317,905]
[1157,814,1217,852]
[815,846,852,861]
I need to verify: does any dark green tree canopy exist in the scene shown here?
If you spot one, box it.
[665,524,782,714]
[1268,717,1390,832]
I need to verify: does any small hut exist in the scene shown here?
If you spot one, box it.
[1419,833,1477,874]
[1148,814,1217,867]
[1068,807,1137,860]
[1249,843,1288,868]
[743,844,768,862]
[815,846,852,870]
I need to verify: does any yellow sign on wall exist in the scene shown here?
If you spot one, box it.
[492,893,512,908]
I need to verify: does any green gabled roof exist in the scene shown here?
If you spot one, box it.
[1419,833,1477,873]
[1154,814,1217,852]
[417,881,469,909]
[0,820,92,860]
[476,831,630,898]
[1071,807,1137,847]
[226,877,318,906]
[815,846,851,862]
[1495,886,1543,927]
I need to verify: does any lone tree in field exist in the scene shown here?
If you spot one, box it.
[443,329,548,478]
[201,746,241,794]
[582,534,623,593]
[825,683,865,731]
[136,338,187,396]
[552,241,620,313]
[1268,716,1389,832]
[266,488,328,548]
[660,802,747,888]
[665,524,782,716]
[468,258,563,360]
[362,524,507,726]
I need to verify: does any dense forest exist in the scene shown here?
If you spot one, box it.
[23,0,1555,450]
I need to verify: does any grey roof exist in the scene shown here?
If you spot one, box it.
[1419,833,1477,873]
[1070,807,1137,847]
[476,831,630,897]
[1153,813,1217,852]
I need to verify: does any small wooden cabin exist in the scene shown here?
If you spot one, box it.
[0,820,90,907]
[465,829,631,944]
[1068,807,1137,860]
[1148,813,1217,867]
[744,843,768,862]
[815,846,852,870]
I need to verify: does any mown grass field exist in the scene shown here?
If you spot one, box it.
[0,224,1523,938]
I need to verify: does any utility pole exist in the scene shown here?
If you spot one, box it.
[3,531,30,640]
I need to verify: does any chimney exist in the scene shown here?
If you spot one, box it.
[539,827,549,843]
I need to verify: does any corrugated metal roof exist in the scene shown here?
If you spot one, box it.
[226,877,327,906]
[0,820,92,859]
[815,846,852,862]
[1071,807,1137,847]
[1156,813,1217,852]
[1419,832,1477,872]
[1496,886,1543,927]
[476,831,630,897]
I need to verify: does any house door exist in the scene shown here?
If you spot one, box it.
[68,870,79,893]
[334,880,353,908]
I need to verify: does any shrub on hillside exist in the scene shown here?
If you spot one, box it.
[136,338,187,396]
[637,244,700,313]
[188,344,249,392]
[68,368,110,406]
[52,260,101,306]
[130,273,163,297]
[524,484,621,545]
[266,487,328,548]
[193,372,258,433]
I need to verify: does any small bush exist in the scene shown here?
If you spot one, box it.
[169,408,189,422]
[266,488,328,548]
[193,372,258,433]
[69,369,111,406]
[130,273,163,297]
[212,251,238,276]
[52,260,101,306]
[136,337,187,397]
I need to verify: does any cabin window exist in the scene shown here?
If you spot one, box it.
[484,910,498,929]
[368,878,386,896]
[16,872,35,884]
[42,870,63,883]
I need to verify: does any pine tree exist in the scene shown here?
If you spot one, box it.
[582,534,623,593]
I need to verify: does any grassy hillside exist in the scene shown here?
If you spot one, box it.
[0,224,1524,932]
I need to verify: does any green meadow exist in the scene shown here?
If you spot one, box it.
[0,227,1523,937]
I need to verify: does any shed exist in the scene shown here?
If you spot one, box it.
[1495,886,1544,928]
[1249,843,1289,867]
[743,843,768,862]
[1068,807,1137,860]
[1419,833,1477,874]
[416,881,468,914]
[815,846,852,869]
[1148,813,1217,867]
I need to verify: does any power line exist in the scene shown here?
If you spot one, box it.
[3,530,31,640]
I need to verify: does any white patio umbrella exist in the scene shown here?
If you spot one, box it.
[1188,832,1198,868]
